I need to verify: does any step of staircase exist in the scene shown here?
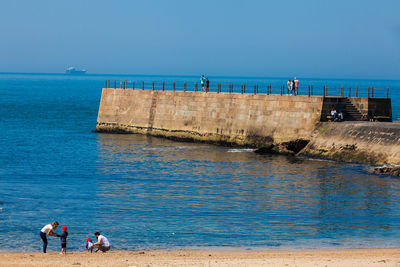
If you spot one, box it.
[343,98,363,120]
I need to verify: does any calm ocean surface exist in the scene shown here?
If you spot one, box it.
[0,73,400,252]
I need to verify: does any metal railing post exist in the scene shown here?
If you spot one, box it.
[371,87,374,98]
[184,82,187,92]
[142,80,144,90]
[114,80,116,89]
[311,85,313,96]
[173,81,175,92]
[387,87,389,99]
[356,86,358,97]
[308,85,310,97]
[195,82,198,92]
[368,86,370,98]
[163,81,165,91]
[133,81,135,89]
[341,86,343,97]
[348,86,351,97]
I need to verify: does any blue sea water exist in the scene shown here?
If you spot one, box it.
[0,73,400,252]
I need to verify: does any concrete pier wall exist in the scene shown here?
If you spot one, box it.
[96,89,324,147]
[96,88,398,164]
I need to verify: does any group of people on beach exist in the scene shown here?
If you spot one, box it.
[200,75,210,92]
[40,221,110,254]
[287,77,299,95]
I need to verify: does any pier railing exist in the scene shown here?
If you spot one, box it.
[105,80,390,99]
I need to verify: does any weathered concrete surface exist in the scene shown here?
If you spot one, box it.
[96,89,324,151]
[299,122,400,164]
[96,89,399,164]
[373,166,400,176]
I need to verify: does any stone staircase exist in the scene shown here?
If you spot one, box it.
[343,98,363,121]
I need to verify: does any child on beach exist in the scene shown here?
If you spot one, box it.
[86,237,94,253]
[59,226,68,255]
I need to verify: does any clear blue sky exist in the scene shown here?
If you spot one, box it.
[1,0,399,79]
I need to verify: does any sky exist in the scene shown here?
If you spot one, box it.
[0,0,399,79]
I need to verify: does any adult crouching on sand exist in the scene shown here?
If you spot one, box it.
[93,232,110,252]
[40,221,59,253]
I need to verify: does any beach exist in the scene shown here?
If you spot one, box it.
[1,248,400,267]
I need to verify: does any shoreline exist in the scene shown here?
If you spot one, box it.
[2,248,400,267]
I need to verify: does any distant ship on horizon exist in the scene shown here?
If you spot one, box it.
[65,67,87,75]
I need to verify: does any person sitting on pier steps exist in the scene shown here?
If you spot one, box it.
[337,110,344,121]
[330,107,337,121]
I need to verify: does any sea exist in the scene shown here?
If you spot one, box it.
[0,73,400,252]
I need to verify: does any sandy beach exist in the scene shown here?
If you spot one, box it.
[1,248,400,267]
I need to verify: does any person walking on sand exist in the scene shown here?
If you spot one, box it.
[40,221,59,253]
[200,75,206,92]
[93,232,110,252]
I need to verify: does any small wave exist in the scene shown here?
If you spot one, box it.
[227,148,254,153]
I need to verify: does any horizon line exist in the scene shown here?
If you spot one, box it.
[0,71,398,82]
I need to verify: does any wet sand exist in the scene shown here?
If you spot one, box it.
[1,248,400,267]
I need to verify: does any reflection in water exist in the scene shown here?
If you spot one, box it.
[93,134,400,249]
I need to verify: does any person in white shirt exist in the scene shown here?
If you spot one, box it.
[40,221,59,253]
[93,231,110,252]
[287,79,293,95]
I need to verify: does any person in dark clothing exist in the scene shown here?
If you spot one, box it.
[292,80,296,95]
[206,78,210,92]
[59,226,68,255]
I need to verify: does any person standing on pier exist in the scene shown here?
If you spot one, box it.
[294,77,299,95]
[287,79,292,95]
[200,75,206,92]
